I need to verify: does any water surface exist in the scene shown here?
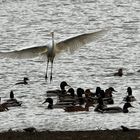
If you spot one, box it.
[0,0,140,131]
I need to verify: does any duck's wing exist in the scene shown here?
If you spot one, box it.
[55,29,108,55]
[0,45,48,59]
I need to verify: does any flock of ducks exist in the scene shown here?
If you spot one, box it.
[0,78,29,112]
[0,68,136,113]
[44,75,136,113]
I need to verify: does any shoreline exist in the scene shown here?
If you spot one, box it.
[0,129,140,140]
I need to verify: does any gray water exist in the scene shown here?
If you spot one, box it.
[0,0,140,131]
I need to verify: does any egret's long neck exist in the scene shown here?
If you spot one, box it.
[51,32,55,51]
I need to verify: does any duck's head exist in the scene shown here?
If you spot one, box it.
[96,87,101,93]
[42,98,53,104]
[77,88,84,97]
[95,87,102,97]
[108,87,117,92]
[118,68,123,73]
[24,77,29,82]
[85,89,91,98]
[10,90,14,99]
[127,87,132,96]
[67,88,75,97]
[60,81,70,90]
[100,90,105,98]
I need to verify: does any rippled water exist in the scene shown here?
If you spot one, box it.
[0,0,140,131]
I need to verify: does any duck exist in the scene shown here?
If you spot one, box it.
[102,102,133,113]
[104,87,116,98]
[84,89,93,98]
[42,97,74,109]
[64,97,94,112]
[0,97,9,112]
[42,98,53,109]
[59,88,76,102]
[114,68,123,76]
[2,90,22,107]
[59,88,85,105]
[92,87,115,104]
[94,97,107,113]
[94,87,101,97]
[123,87,136,102]
[15,77,29,85]
[104,87,116,104]
[94,97,133,113]
[46,81,70,96]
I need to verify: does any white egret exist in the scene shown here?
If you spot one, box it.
[0,29,107,81]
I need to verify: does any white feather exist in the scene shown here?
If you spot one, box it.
[55,29,107,55]
[0,45,48,59]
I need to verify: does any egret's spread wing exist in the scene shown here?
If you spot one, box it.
[0,45,48,59]
[55,29,107,54]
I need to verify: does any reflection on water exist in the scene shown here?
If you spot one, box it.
[0,0,140,131]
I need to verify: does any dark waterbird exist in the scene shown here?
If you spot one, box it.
[2,90,22,107]
[123,87,136,102]
[42,97,53,109]
[0,97,9,112]
[43,97,74,109]
[94,97,133,113]
[47,81,70,96]
[114,68,123,76]
[15,77,29,85]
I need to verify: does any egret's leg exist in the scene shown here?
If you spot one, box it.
[50,60,54,82]
[45,59,49,81]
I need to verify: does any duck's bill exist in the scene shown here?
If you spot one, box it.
[42,101,46,104]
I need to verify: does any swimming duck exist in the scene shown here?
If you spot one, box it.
[104,87,116,104]
[114,68,123,76]
[51,87,83,105]
[94,87,101,97]
[64,101,94,112]
[123,87,136,102]
[59,88,76,102]
[46,81,70,96]
[102,102,133,113]
[84,89,93,98]
[0,97,9,112]
[2,90,22,107]
[104,87,116,98]
[64,97,94,112]
[94,97,107,113]
[43,97,74,109]
[42,97,53,109]
[94,97,133,113]
[15,77,29,85]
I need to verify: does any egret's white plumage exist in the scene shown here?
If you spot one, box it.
[0,29,108,81]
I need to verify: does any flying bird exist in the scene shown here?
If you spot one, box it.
[0,29,107,81]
